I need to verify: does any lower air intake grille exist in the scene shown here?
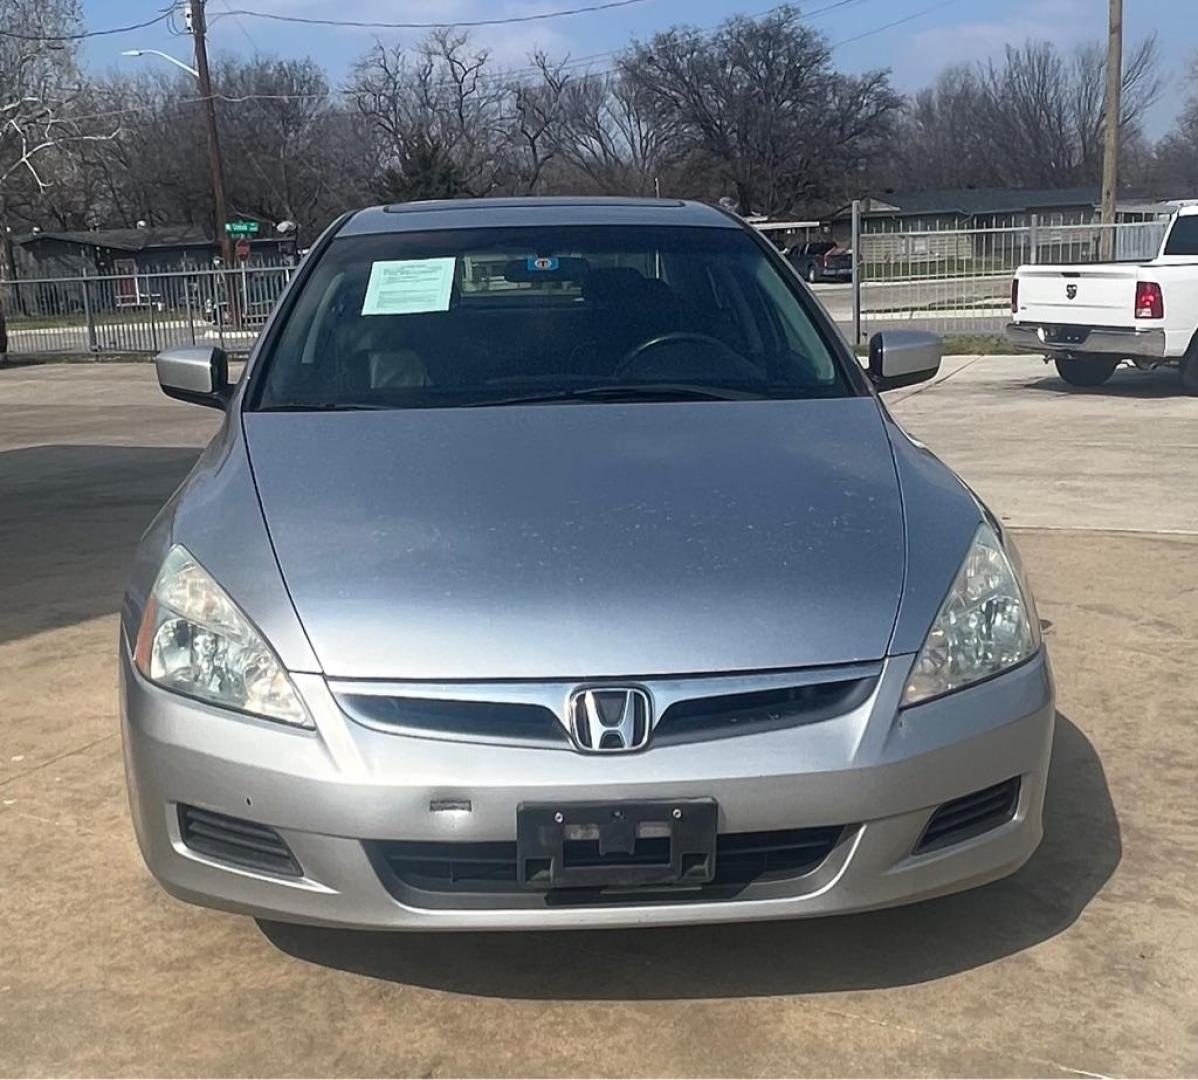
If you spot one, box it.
[915,778,1020,854]
[178,805,302,877]
[367,825,845,904]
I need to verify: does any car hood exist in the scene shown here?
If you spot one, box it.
[244,398,904,679]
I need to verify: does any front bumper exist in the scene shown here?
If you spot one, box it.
[120,645,1054,930]
[1005,321,1167,358]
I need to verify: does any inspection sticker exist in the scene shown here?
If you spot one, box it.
[361,257,455,316]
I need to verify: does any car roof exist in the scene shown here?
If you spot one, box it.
[338,196,742,236]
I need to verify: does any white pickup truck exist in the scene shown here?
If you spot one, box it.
[1006,205,1198,393]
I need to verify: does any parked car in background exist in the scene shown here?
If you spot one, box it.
[787,240,853,283]
[121,196,1051,931]
[1007,205,1198,393]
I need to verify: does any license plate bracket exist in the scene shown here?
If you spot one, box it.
[516,799,718,889]
[1047,324,1089,346]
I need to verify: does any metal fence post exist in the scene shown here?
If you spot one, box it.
[81,270,97,352]
[1028,213,1039,265]
[184,275,195,345]
[149,281,159,352]
[851,199,862,345]
[240,262,249,331]
[217,269,226,351]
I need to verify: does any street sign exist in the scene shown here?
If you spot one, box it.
[225,220,260,236]
[235,238,251,261]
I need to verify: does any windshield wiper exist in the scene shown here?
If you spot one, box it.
[468,383,768,407]
[257,402,390,412]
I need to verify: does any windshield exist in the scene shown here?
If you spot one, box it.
[253,224,853,410]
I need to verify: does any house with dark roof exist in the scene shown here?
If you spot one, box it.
[11,224,291,280]
[830,187,1174,233]
[826,187,1178,266]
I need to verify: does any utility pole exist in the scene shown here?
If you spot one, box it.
[1099,0,1122,261]
[189,0,239,325]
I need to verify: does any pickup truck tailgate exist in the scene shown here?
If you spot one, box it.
[1015,264,1140,326]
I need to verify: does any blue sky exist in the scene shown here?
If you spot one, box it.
[82,0,1196,137]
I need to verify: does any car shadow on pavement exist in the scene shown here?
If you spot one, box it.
[0,444,201,645]
[1023,368,1184,398]
[261,714,1120,999]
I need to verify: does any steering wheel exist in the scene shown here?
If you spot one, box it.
[615,331,747,379]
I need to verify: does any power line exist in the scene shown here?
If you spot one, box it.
[829,0,962,49]
[52,0,928,122]
[401,0,875,89]
[220,0,653,31]
[520,0,871,75]
[215,0,262,52]
[0,8,173,41]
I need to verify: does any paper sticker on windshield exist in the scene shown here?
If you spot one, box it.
[361,258,455,316]
[527,256,559,272]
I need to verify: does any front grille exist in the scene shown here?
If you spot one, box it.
[915,778,1021,854]
[653,677,876,745]
[332,665,881,751]
[336,694,570,747]
[367,824,846,905]
[178,805,302,877]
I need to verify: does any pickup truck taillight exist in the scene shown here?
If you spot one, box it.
[1135,281,1164,320]
[1010,278,1019,314]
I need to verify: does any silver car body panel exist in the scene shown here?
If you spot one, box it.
[121,641,1053,930]
[121,426,321,673]
[244,398,906,680]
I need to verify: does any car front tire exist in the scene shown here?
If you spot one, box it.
[1054,355,1119,387]
[806,266,819,284]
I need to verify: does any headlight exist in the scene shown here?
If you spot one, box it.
[902,523,1040,706]
[133,545,313,727]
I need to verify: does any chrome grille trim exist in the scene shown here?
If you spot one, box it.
[329,660,885,749]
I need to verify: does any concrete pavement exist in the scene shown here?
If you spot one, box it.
[1,357,1196,1076]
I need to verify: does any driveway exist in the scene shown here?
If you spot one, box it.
[1,358,1195,1076]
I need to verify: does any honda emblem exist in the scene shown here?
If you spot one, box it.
[569,688,651,753]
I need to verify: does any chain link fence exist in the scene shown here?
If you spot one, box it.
[851,216,1172,340]
[0,265,294,359]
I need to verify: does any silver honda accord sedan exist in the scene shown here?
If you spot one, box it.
[120,197,1053,930]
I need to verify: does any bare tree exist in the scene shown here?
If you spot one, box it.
[894,37,1161,191]
[621,6,899,215]
[547,72,681,195]
[1153,54,1198,193]
[0,0,118,276]
[215,56,368,237]
[506,53,572,194]
[349,32,510,202]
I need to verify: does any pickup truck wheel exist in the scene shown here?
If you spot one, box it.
[1180,347,1198,396]
[806,265,819,284]
[1054,356,1118,387]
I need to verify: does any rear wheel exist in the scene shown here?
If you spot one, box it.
[1053,355,1119,387]
[1180,344,1198,396]
[806,265,819,284]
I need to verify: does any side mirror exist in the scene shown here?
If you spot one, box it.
[867,330,942,392]
[155,345,230,409]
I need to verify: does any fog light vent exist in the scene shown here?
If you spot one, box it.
[178,804,302,877]
[915,778,1020,854]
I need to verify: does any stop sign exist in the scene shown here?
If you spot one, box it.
[235,238,251,261]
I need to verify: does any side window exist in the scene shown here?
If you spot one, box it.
[1163,216,1198,256]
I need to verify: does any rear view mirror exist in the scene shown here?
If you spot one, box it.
[502,255,590,283]
[867,330,942,392]
[155,346,230,409]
